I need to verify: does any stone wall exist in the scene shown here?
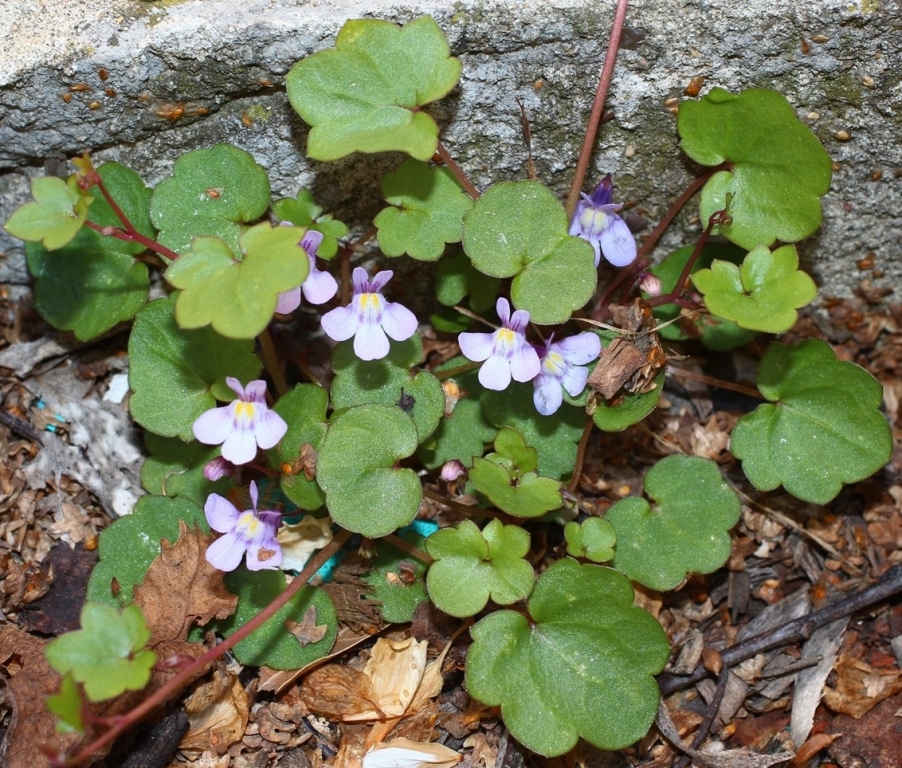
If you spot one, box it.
[1,0,899,300]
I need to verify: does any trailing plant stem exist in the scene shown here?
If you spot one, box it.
[83,220,180,262]
[60,529,352,768]
[436,140,480,200]
[258,328,290,398]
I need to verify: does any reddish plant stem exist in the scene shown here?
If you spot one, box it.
[667,365,762,400]
[82,220,180,262]
[60,529,352,767]
[383,533,434,565]
[436,140,480,200]
[567,417,595,495]
[258,328,289,398]
[433,360,481,381]
[565,0,629,219]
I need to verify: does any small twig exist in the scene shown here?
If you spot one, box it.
[383,533,434,565]
[436,140,480,200]
[658,564,902,697]
[566,417,595,495]
[565,0,630,219]
[666,364,763,400]
[422,487,511,522]
[672,665,729,768]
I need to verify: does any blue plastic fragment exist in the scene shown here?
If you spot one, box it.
[402,519,439,538]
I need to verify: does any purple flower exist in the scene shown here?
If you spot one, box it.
[533,332,602,416]
[440,459,467,482]
[320,267,418,361]
[275,230,338,314]
[458,298,541,391]
[204,481,282,571]
[193,378,287,465]
[203,456,238,482]
[569,175,637,268]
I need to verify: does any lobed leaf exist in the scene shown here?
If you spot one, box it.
[317,405,422,538]
[466,559,670,756]
[426,519,534,617]
[592,371,664,432]
[691,244,816,333]
[435,250,499,312]
[564,518,616,563]
[286,17,461,161]
[4,175,90,251]
[731,339,893,504]
[273,189,348,259]
[128,294,261,439]
[678,87,832,249]
[361,534,430,623]
[45,603,157,702]
[462,181,597,324]
[606,455,741,590]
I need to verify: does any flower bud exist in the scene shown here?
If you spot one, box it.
[440,459,467,482]
[639,272,662,297]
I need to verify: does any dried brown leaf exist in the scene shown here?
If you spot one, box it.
[823,654,902,718]
[286,605,329,646]
[132,520,237,643]
[301,665,385,721]
[180,665,249,755]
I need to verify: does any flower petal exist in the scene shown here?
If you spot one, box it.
[555,332,602,365]
[204,494,240,533]
[561,364,590,397]
[248,480,259,510]
[275,287,302,314]
[508,308,531,334]
[321,305,359,342]
[221,428,259,465]
[302,264,338,305]
[533,375,564,416]
[354,320,390,360]
[351,267,370,295]
[458,331,495,362]
[246,535,282,570]
[381,301,418,342]
[369,270,394,294]
[253,409,288,449]
[495,297,511,327]
[193,406,235,445]
[478,352,512,391]
[244,380,268,404]
[225,377,245,399]
[599,216,637,267]
[205,532,246,571]
[509,343,541,382]
[301,230,324,257]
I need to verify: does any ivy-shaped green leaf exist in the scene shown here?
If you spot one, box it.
[86,495,209,606]
[129,294,262,439]
[330,335,444,443]
[317,405,422,537]
[468,427,563,518]
[218,567,337,669]
[149,144,271,256]
[272,189,348,260]
[267,384,330,511]
[141,432,232,506]
[564,518,616,563]
[286,17,461,161]
[481,382,585,480]
[592,371,664,432]
[374,159,474,261]
[649,243,756,351]
[466,559,670,756]
[165,222,309,338]
[45,603,157,702]
[731,339,893,504]
[361,533,430,623]
[691,244,816,333]
[4,175,91,250]
[47,673,85,734]
[678,87,832,249]
[462,181,597,325]
[425,519,534,617]
[606,455,740,590]
[435,250,499,313]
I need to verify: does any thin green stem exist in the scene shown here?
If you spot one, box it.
[61,530,352,767]
[258,328,289,398]
[565,0,629,219]
[567,417,595,495]
[433,360,481,381]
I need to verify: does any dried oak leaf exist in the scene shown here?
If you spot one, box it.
[132,520,237,643]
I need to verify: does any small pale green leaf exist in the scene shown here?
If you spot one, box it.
[141,432,232,506]
[435,250,499,312]
[462,181,597,324]
[287,17,461,161]
[45,603,157,702]
[330,335,444,443]
[128,294,261,439]
[564,518,616,563]
[691,244,816,333]
[678,87,832,249]
[361,534,429,623]
[592,371,664,432]
[86,495,209,605]
[317,405,422,537]
[165,223,309,338]
[606,455,741,590]
[47,674,85,734]
[731,339,893,504]
[374,159,474,260]
[272,189,348,260]
[219,567,337,669]
[4,175,90,250]
[426,519,534,617]
[149,144,271,256]
[466,559,670,756]
[267,384,330,511]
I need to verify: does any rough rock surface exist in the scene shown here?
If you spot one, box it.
[1,0,899,298]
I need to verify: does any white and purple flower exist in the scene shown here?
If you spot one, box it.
[204,481,282,571]
[275,230,338,314]
[569,175,637,268]
[458,298,541,391]
[320,267,418,361]
[193,378,288,465]
[533,332,602,416]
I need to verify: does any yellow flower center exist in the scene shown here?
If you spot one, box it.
[232,400,257,426]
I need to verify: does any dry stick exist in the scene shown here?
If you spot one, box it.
[436,140,480,200]
[666,364,762,400]
[671,664,729,768]
[657,564,902,698]
[60,529,353,768]
[383,533,434,566]
[258,328,290,398]
[567,417,596,495]
[565,0,630,219]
